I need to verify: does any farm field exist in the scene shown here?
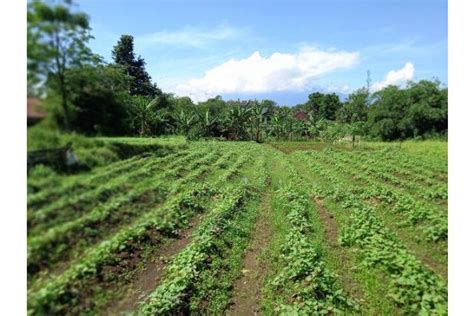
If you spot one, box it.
[27,138,448,315]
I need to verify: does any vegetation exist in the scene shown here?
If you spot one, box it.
[28,1,447,142]
[26,139,447,315]
[26,1,448,315]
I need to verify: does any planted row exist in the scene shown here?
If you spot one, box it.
[27,148,228,280]
[295,153,447,314]
[27,148,209,234]
[28,147,245,315]
[137,149,264,314]
[268,155,356,314]
[304,151,447,241]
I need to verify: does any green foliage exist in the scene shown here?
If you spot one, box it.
[112,34,161,97]
[27,2,447,141]
[306,92,343,121]
[368,80,447,140]
[27,140,446,315]
[63,64,132,135]
[296,150,447,314]
[338,88,369,123]
[27,0,96,128]
[129,96,168,136]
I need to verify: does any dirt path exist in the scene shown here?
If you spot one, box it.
[227,191,273,316]
[314,198,365,302]
[102,214,204,316]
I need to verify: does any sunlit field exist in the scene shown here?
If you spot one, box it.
[27,137,447,315]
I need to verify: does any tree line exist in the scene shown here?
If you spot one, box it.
[28,0,447,142]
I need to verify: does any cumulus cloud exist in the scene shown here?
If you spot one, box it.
[371,62,415,92]
[173,47,360,102]
[136,24,245,48]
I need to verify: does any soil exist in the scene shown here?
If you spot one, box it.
[227,192,273,316]
[314,197,365,302]
[102,214,204,316]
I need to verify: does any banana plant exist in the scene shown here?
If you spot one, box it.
[194,109,221,137]
[172,110,196,136]
[249,101,268,143]
[224,104,251,140]
[130,96,158,136]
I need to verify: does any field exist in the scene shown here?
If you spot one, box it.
[27,138,448,315]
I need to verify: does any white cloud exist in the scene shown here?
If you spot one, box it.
[371,62,415,92]
[136,24,246,48]
[173,46,360,102]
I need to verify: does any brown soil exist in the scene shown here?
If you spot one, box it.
[102,214,204,316]
[227,192,273,316]
[314,198,365,302]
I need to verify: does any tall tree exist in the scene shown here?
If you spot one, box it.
[27,0,95,129]
[64,64,131,135]
[112,35,160,97]
[306,92,342,121]
[338,88,369,146]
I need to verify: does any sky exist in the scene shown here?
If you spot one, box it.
[78,0,447,105]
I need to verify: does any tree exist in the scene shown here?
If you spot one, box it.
[223,104,251,140]
[306,92,342,121]
[405,80,448,138]
[112,35,160,97]
[248,101,268,143]
[269,109,288,140]
[194,109,221,138]
[306,111,327,140]
[130,96,159,136]
[367,85,409,140]
[172,110,196,137]
[320,122,347,144]
[62,64,131,135]
[338,88,370,146]
[366,80,447,140]
[338,88,369,123]
[28,0,95,129]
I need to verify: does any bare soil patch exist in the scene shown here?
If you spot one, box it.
[102,214,204,315]
[227,192,273,316]
[314,198,365,302]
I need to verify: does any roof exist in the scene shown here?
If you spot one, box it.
[27,97,46,119]
[293,110,308,121]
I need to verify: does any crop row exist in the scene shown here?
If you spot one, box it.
[295,153,447,314]
[326,150,447,202]
[28,155,148,209]
[27,148,228,281]
[304,151,447,241]
[267,153,356,314]
[28,147,246,315]
[137,149,265,314]
[27,148,209,235]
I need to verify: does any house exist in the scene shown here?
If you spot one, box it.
[293,110,308,121]
[27,97,46,126]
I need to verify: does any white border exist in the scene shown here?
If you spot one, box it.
[448,0,474,314]
[0,0,27,315]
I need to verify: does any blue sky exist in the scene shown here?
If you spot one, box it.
[79,0,447,105]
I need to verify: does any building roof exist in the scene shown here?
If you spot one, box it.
[27,97,46,119]
[293,110,308,121]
